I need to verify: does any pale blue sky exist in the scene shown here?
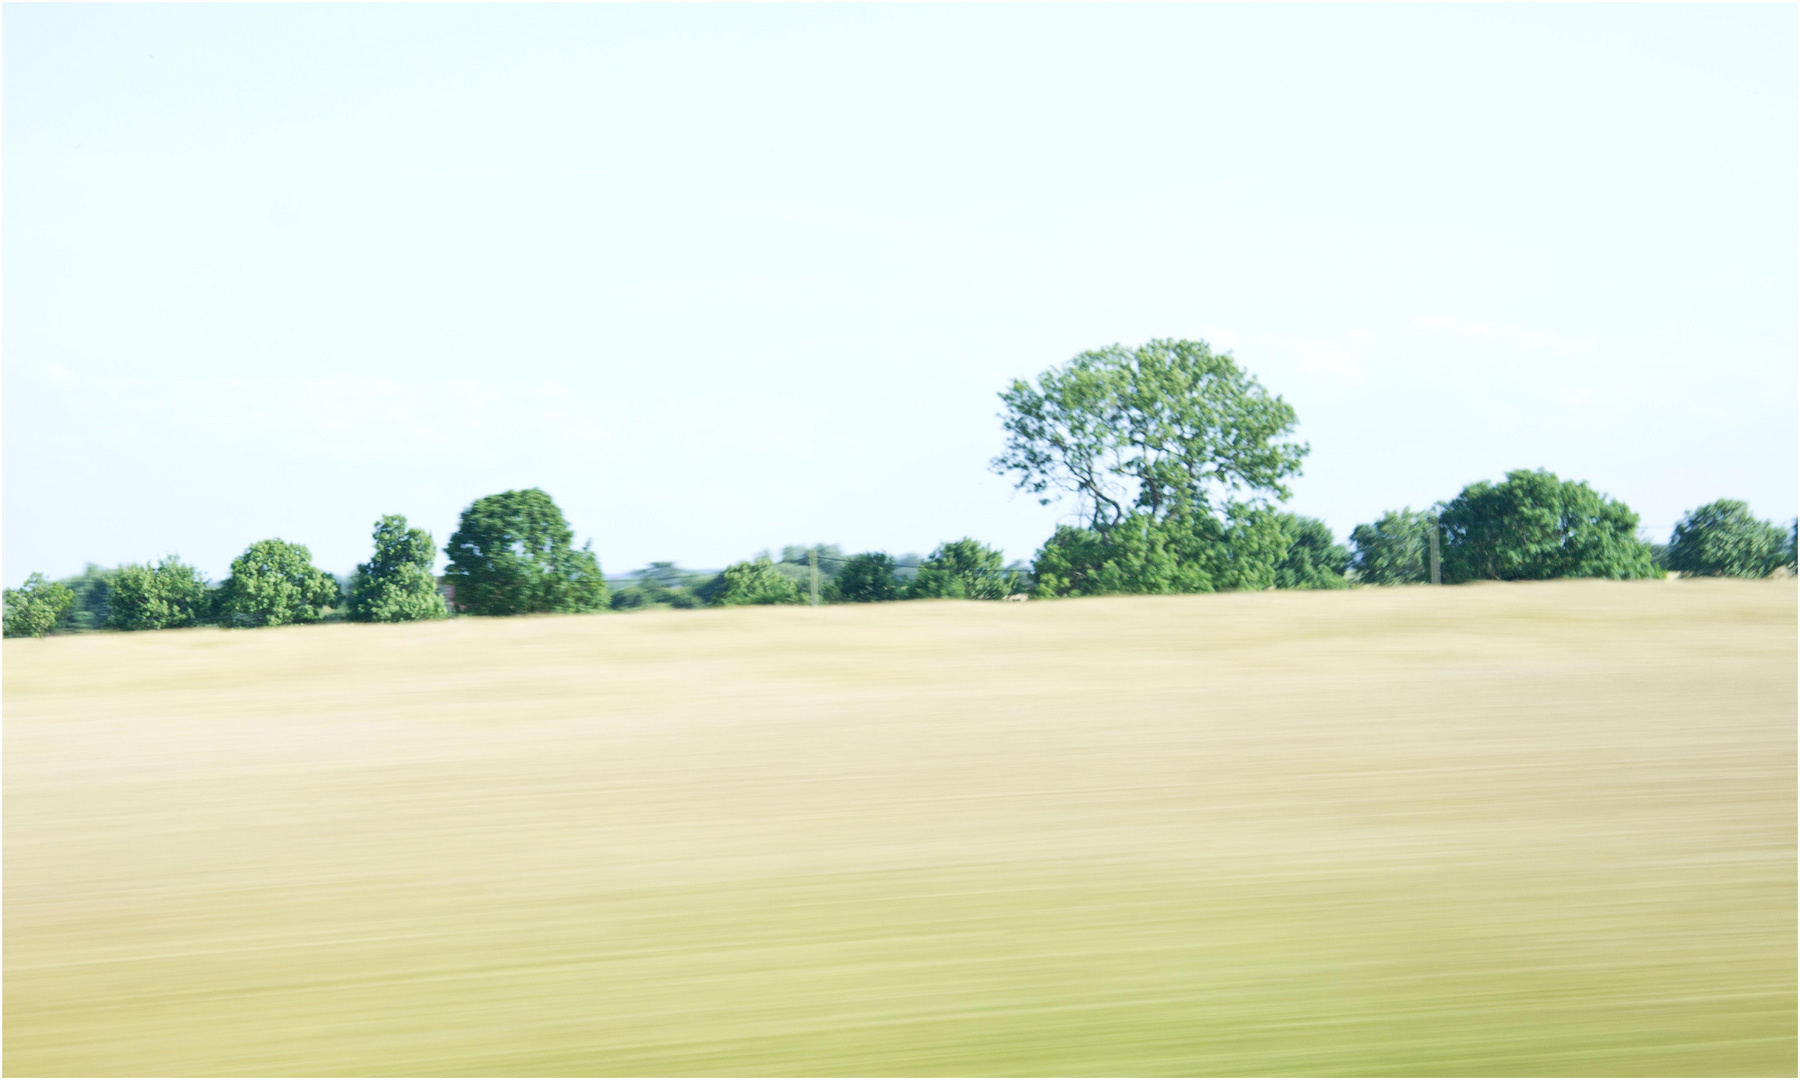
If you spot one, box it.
[6,4,1795,585]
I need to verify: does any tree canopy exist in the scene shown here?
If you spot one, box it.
[611,563,710,610]
[350,515,448,622]
[835,552,903,603]
[1665,500,1791,578]
[443,489,607,615]
[1272,515,1351,590]
[1349,509,1432,586]
[1030,508,1291,597]
[708,556,804,606]
[1438,469,1657,583]
[215,539,342,627]
[107,556,209,631]
[993,339,1307,536]
[908,538,1017,600]
[3,573,77,638]
[55,564,117,632]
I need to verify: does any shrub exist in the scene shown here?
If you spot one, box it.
[349,515,448,622]
[1273,515,1351,590]
[1439,469,1657,582]
[908,538,1018,600]
[709,556,803,606]
[215,539,342,627]
[107,557,209,631]
[836,553,904,603]
[1349,509,1432,586]
[1665,500,1790,578]
[1031,508,1289,597]
[3,573,77,638]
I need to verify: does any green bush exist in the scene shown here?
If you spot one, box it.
[3,573,77,638]
[1349,509,1432,586]
[1439,469,1657,583]
[1272,515,1351,590]
[1031,509,1289,597]
[107,557,209,631]
[215,539,342,627]
[908,538,1018,600]
[349,515,448,623]
[836,553,904,603]
[708,556,803,606]
[1665,500,1790,578]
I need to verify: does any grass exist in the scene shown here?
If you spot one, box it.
[5,579,1794,1076]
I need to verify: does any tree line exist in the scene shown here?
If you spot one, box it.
[6,338,1794,637]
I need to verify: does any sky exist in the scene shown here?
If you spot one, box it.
[6,3,1796,585]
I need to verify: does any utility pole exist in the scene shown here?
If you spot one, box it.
[809,548,820,606]
[1428,514,1442,586]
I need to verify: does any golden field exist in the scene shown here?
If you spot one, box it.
[4,580,1794,1076]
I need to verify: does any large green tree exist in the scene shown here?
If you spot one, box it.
[107,557,210,631]
[215,539,342,627]
[349,515,448,622]
[1349,509,1433,586]
[998,339,1309,598]
[442,489,607,615]
[908,538,1018,600]
[3,573,77,638]
[993,339,1307,534]
[1665,500,1790,578]
[1438,469,1657,583]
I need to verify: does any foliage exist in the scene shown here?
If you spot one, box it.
[4,573,77,638]
[107,557,210,631]
[1030,508,1289,597]
[908,538,1018,600]
[1438,469,1658,583]
[836,552,904,603]
[215,539,342,627]
[349,515,448,622]
[1273,515,1351,590]
[1665,500,1791,578]
[443,489,607,616]
[993,338,1308,535]
[709,556,804,606]
[775,544,844,603]
[1349,509,1433,586]
[612,563,708,610]
[57,564,118,631]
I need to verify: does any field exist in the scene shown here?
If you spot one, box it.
[5,580,1794,1076]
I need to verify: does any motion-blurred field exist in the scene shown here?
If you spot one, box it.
[6,581,1794,1076]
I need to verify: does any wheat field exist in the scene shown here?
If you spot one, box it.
[4,580,1794,1076]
